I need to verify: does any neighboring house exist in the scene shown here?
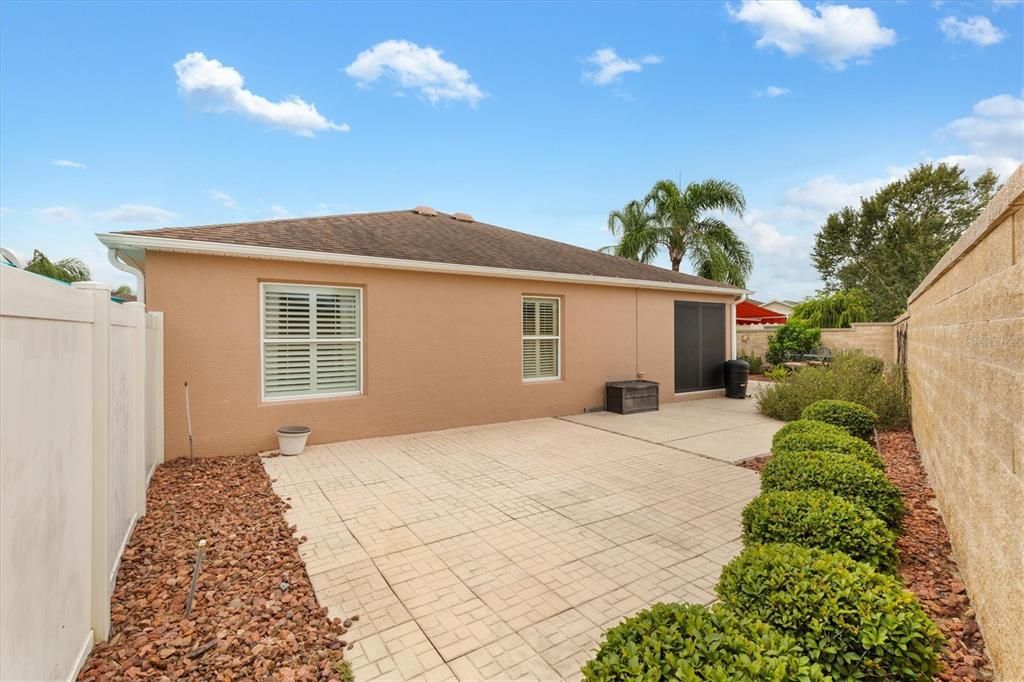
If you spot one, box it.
[756,298,797,318]
[98,207,746,457]
[736,299,787,326]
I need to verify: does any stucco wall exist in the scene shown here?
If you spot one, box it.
[737,322,895,365]
[903,167,1023,681]
[143,252,736,458]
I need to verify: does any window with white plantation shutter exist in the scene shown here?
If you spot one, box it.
[261,284,361,399]
[522,296,560,380]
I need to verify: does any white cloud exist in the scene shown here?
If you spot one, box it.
[739,209,799,253]
[345,40,486,105]
[582,48,663,86]
[754,85,791,97]
[782,173,894,214]
[936,154,1020,179]
[992,0,1022,8]
[943,94,1024,158]
[36,206,78,223]
[95,204,178,224]
[50,159,87,169]
[728,0,896,69]
[174,51,349,136]
[269,204,292,218]
[209,189,238,209]
[939,16,1006,46]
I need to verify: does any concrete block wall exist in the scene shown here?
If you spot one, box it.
[904,165,1023,680]
[737,322,895,365]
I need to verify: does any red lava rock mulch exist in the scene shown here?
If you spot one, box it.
[737,454,770,472]
[79,456,353,681]
[878,429,993,681]
[737,429,993,680]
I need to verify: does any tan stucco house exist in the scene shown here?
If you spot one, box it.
[98,207,747,458]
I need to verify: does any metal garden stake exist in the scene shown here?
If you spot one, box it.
[185,538,206,616]
[184,381,194,464]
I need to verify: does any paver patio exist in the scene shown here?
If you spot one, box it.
[263,397,773,681]
[563,388,781,463]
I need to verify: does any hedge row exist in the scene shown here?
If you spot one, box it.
[742,490,899,573]
[772,419,884,469]
[801,399,878,439]
[761,450,905,527]
[582,399,942,682]
[718,544,943,681]
[582,602,828,681]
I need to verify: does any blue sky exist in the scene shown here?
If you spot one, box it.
[1,0,1021,299]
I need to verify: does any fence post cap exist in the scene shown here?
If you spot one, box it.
[71,281,113,292]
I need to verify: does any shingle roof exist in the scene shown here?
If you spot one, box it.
[114,209,738,290]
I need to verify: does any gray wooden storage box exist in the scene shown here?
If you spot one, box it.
[605,380,660,414]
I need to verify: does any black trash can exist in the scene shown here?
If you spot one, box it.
[723,359,750,399]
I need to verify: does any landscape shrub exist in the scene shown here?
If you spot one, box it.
[742,490,899,573]
[831,351,884,375]
[801,399,878,439]
[760,450,905,527]
[765,366,788,382]
[757,352,908,427]
[765,319,821,365]
[739,353,764,374]
[717,544,943,681]
[581,602,828,682]
[772,419,884,469]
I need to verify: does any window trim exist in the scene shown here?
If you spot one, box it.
[521,295,561,383]
[259,281,364,402]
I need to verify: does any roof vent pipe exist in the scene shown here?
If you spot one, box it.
[414,205,438,216]
[452,212,474,222]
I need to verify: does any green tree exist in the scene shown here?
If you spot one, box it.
[790,289,869,329]
[812,163,998,321]
[24,249,91,283]
[604,178,753,287]
[765,319,822,365]
[112,284,134,298]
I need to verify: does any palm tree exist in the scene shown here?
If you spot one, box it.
[24,249,91,283]
[604,178,754,287]
[602,200,660,263]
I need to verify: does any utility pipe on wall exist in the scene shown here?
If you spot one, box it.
[732,292,747,360]
[106,247,145,303]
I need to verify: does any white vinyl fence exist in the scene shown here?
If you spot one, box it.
[0,267,163,681]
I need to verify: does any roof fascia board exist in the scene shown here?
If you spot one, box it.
[97,233,748,296]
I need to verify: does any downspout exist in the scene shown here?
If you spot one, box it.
[732,292,747,360]
[635,288,640,378]
[107,247,145,303]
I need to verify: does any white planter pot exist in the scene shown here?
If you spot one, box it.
[277,426,311,456]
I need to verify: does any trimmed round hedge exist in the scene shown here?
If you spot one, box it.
[581,602,828,682]
[742,490,899,572]
[717,544,943,682]
[772,419,884,470]
[761,450,905,527]
[801,399,878,439]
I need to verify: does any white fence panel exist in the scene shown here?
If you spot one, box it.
[107,320,138,588]
[145,312,164,481]
[0,273,95,682]
[0,267,163,681]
